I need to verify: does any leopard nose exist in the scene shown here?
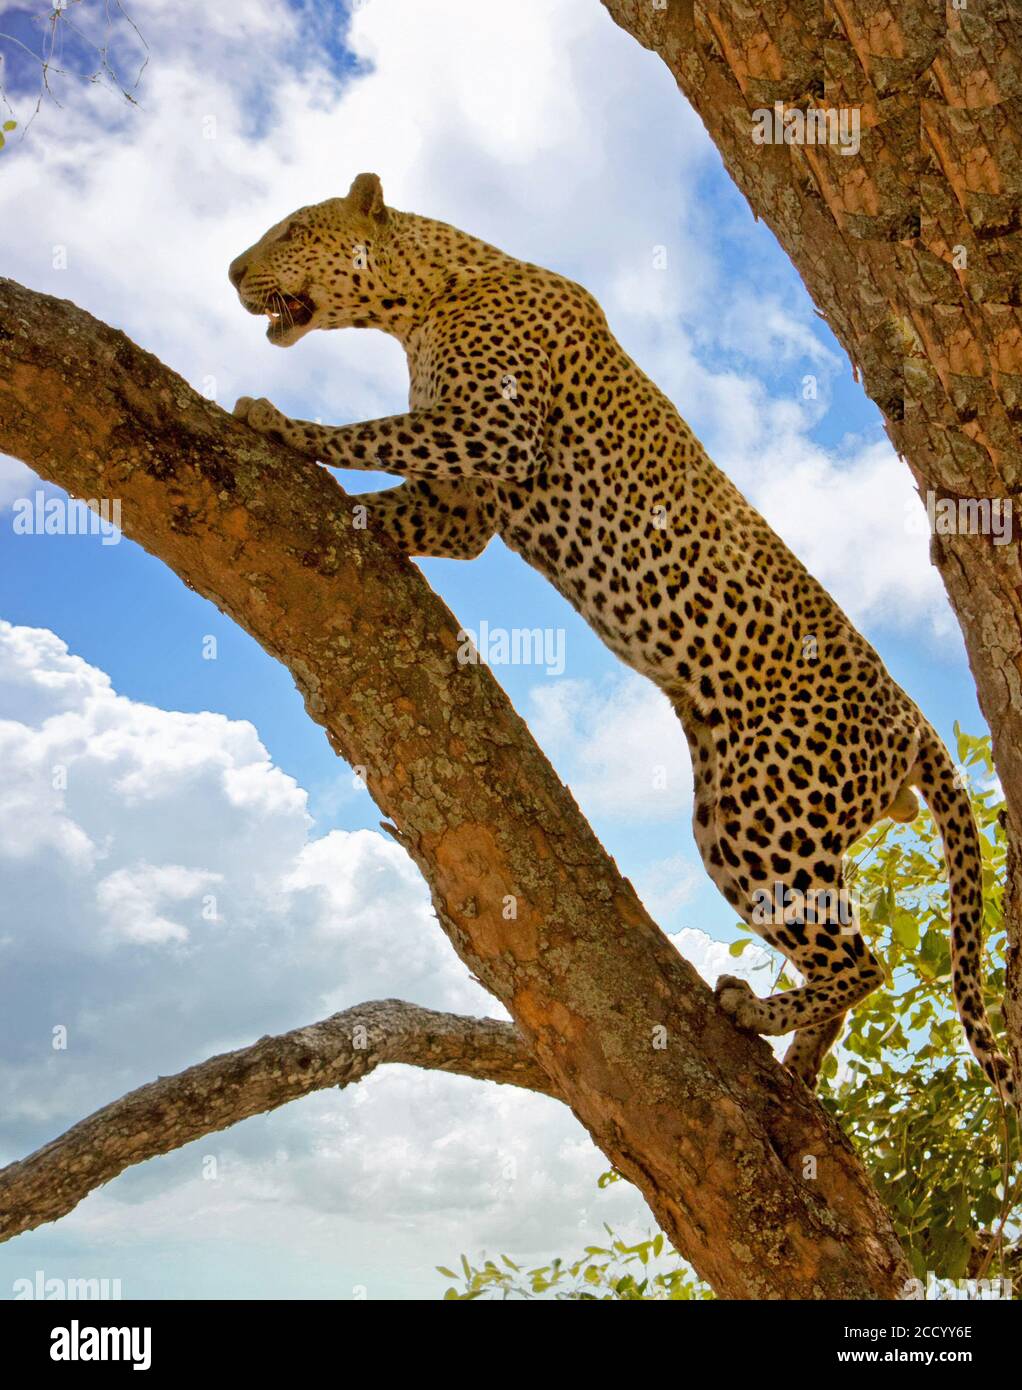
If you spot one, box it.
[228,256,248,289]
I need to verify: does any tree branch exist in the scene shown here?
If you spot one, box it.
[0,1001,557,1244]
[0,277,910,1298]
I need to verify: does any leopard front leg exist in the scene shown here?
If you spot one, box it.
[233,395,372,463]
[231,404,497,562]
[347,480,496,560]
[233,395,545,483]
[233,338,550,484]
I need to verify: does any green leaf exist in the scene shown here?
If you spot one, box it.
[892,910,919,951]
[729,937,750,957]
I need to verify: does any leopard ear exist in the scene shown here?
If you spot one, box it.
[347,172,388,224]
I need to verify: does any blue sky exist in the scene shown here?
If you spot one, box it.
[0,0,986,1299]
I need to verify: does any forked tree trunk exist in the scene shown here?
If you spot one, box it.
[602,0,1022,1082]
[0,277,909,1298]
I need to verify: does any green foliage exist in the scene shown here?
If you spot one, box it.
[437,1227,712,1300]
[438,729,1017,1299]
[815,725,1018,1284]
[0,120,16,151]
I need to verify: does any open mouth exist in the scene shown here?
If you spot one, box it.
[264,289,315,340]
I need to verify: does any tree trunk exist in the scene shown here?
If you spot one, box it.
[0,277,909,1298]
[602,0,1022,1086]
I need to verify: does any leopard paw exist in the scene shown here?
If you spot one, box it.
[714,975,763,1032]
[233,395,288,439]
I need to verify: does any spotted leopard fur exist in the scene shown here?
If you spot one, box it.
[229,173,1014,1103]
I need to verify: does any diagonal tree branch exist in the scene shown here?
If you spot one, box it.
[0,277,910,1298]
[0,1000,555,1244]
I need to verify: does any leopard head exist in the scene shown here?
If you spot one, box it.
[228,172,396,346]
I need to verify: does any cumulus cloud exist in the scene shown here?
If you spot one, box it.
[633,853,701,922]
[0,622,675,1292]
[0,623,485,1102]
[626,334,951,636]
[706,292,843,373]
[528,673,693,822]
[94,863,223,945]
[675,925,773,992]
[673,927,790,1062]
[0,458,35,511]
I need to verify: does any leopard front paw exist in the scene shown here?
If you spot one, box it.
[714,974,764,1032]
[232,395,289,440]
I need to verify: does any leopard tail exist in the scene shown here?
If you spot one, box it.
[913,725,1016,1110]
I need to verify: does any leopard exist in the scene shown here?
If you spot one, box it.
[228,171,1015,1104]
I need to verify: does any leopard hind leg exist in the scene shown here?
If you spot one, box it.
[714,845,885,1074]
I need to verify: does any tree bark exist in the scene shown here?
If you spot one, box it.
[601,0,1022,1087]
[0,1001,555,1243]
[0,277,909,1298]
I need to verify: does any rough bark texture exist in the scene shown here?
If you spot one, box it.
[0,1001,555,1243]
[602,0,1022,1087]
[0,278,910,1298]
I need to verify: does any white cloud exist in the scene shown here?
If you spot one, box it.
[674,925,774,992]
[620,329,952,636]
[528,673,693,822]
[633,853,700,921]
[748,437,952,636]
[95,863,223,945]
[0,622,667,1292]
[0,457,35,510]
[706,293,843,372]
